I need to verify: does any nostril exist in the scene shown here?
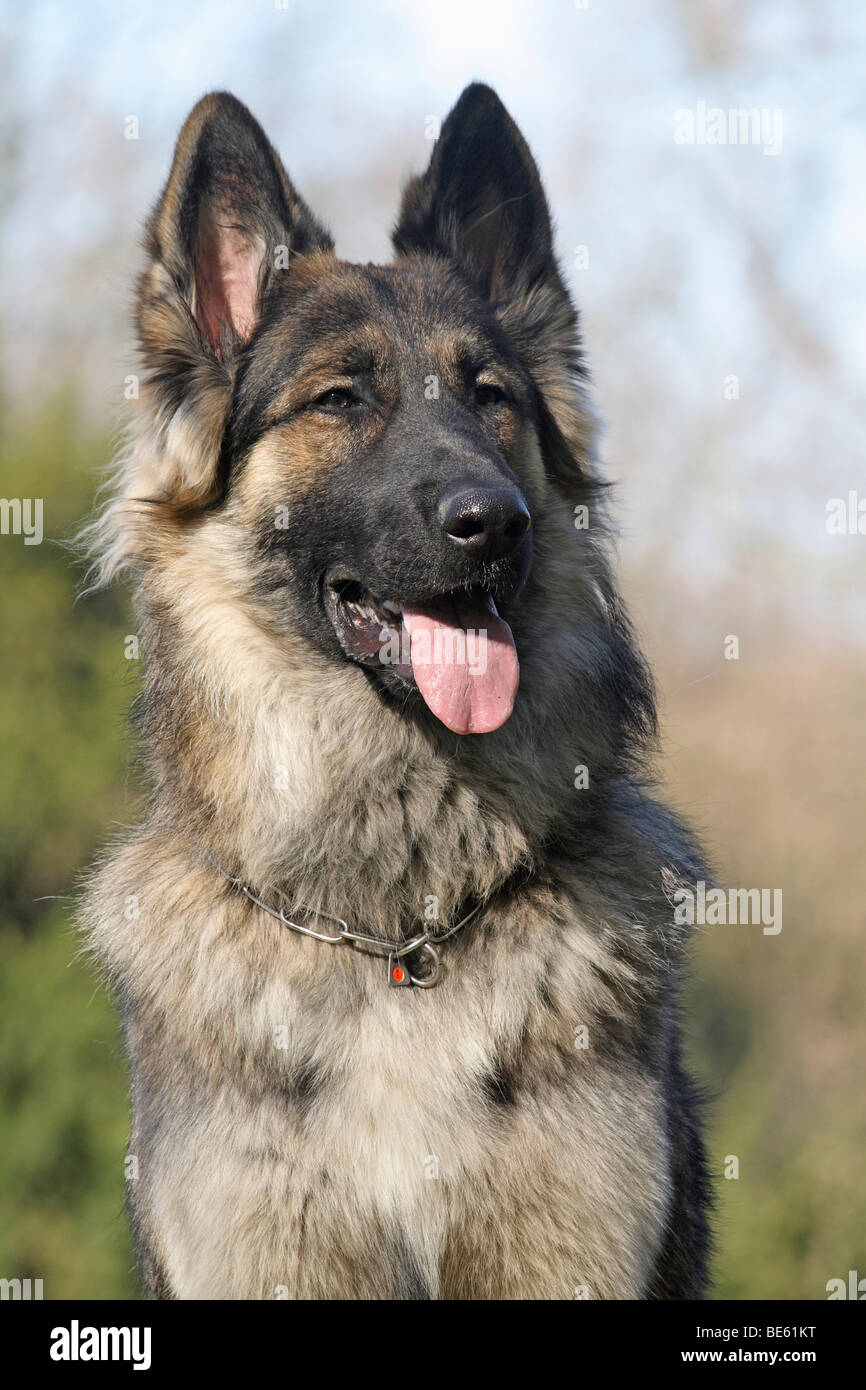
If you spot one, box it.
[446,511,486,541]
[504,511,530,543]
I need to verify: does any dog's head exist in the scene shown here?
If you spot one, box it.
[97,86,622,741]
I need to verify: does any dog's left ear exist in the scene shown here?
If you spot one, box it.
[393,85,595,483]
[393,83,558,305]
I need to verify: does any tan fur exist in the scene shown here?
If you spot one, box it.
[79,86,710,1301]
[81,456,685,1297]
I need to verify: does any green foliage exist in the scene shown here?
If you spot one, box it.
[667,644,866,1301]
[0,910,136,1298]
[0,396,138,1297]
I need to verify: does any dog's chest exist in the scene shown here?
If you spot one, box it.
[149,920,671,1298]
[270,955,536,1203]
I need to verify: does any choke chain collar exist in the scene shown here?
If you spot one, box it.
[206,853,481,988]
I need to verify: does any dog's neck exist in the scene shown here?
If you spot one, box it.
[134,519,644,935]
[136,586,557,937]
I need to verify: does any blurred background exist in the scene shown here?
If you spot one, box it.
[1,0,864,1300]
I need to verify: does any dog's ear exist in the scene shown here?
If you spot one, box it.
[393,85,596,488]
[137,91,332,504]
[145,91,331,361]
[393,83,556,305]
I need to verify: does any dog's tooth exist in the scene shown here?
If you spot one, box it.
[382,600,401,616]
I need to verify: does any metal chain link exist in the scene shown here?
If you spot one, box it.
[205,853,481,987]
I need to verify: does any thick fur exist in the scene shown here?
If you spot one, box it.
[80,85,712,1299]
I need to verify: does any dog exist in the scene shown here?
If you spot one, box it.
[80,83,711,1299]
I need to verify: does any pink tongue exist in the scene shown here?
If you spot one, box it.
[400,595,519,735]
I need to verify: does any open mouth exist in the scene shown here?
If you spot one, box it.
[323,578,520,735]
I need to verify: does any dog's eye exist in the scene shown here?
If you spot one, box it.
[474,382,508,408]
[313,388,359,412]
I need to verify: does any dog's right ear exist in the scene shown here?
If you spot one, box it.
[137,91,332,504]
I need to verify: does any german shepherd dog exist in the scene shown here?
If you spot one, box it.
[81,84,711,1299]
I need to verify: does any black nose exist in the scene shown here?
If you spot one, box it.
[438,483,531,560]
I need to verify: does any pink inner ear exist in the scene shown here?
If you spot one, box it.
[193,208,263,358]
